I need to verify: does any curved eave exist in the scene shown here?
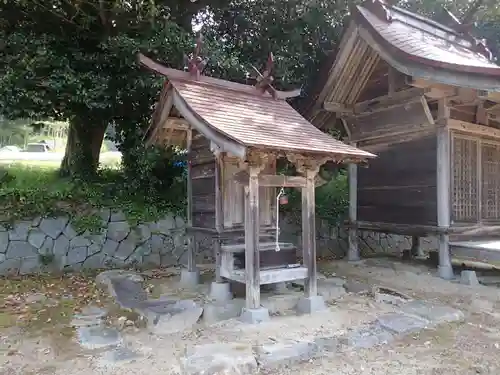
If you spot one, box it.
[352,9,500,89]
[171,89,247,159]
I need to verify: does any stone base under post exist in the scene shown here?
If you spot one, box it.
[296,295,327,314]
[209,282,233,302]
[180,269,200,288]
[438,234,454,280]
[239,307,270,324]
[438,265,454,280]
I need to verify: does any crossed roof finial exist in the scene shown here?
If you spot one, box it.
[253,52,278,99]
[185,33,207,80]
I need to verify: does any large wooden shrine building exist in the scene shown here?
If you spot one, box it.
[303,0,500,278]
[139,42,374,322]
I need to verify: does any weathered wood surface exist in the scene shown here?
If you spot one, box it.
[245,167,261,309]
[350,96,432,142]
[357,133,438,226]
[303,170,318,297]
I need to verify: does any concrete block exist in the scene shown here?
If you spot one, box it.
[209,282,232,302]
[460,270,479,286]
[239,307,270,324]
[179,269,200,288]
[255,340,319,369]
[296,295,327,314]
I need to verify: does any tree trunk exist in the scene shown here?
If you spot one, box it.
[59,119,107,178]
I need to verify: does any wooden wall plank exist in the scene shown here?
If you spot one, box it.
[357,133,438,226]
[351,97,432,141]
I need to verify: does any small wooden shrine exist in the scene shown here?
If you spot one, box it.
[139,38,374,322]
[302,0,500,278]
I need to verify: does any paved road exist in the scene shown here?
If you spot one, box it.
[0,151,121,163]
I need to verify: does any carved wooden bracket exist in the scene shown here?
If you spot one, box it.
[286,153,329,177]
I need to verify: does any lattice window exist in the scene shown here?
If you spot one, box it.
[481,142,500,221]
[452,136,479,222]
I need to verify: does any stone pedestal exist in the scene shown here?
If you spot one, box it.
[239,307,270,324]
[179,269,200,288]
[296,295,327,314]
[209,282,232,302]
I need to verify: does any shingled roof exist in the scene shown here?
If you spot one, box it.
[139,54,375,162]
[300,0,500,127]
[353,1,500,77]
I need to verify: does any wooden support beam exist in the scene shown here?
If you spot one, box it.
[447,119,500,139]
[323,101,353,114]
[214,149,224,282]
[347,161,359,261]
[185,129,196,273]
[354,87,424,114]
[233,172,308,188]
[245,165,261,309]
[436,122,453,279]
[302,169,318,297]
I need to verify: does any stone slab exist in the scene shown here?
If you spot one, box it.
[182,343,257,375]
[98,346,141,366]
[399,300,465,325]
[143,299,203,335]
[314,336,341,353]
[76,325,122,350]
[255,340,319,369]
[341,323,394,349]
[376,313,429,335]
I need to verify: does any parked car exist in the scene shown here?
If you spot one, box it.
[24,143,51,152]
[0,145,22,153]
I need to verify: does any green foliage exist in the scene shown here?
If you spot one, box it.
[71,213,103,235]
[0,162,186,226]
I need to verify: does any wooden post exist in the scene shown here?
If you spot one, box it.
[302,169,317,297]
[347,162,359,261]
[437,99,453,279]
[410,236,423,258]
[186,129,196,273]
[214,151,224,282]
[245,165,261,309]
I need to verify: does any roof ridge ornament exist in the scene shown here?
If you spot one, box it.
[252,53,278,99]
[184,33,207,80]
[363,0,393,22]
[439,7,493,60]
[251,53,302,100]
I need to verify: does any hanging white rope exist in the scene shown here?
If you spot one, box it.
[275,187,285,252]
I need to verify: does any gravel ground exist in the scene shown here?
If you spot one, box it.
[2,258,500,375]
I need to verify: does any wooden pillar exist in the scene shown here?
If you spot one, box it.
[302,169,318,297]
[214,152,224,282]
[410,236,423,258]
[186,129,196,272]
[245,165,261,309]
[436,101,453,279]
[347,162,359,261]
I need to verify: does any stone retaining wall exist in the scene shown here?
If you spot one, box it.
[0,211,438,276]
[0,210,186,276]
